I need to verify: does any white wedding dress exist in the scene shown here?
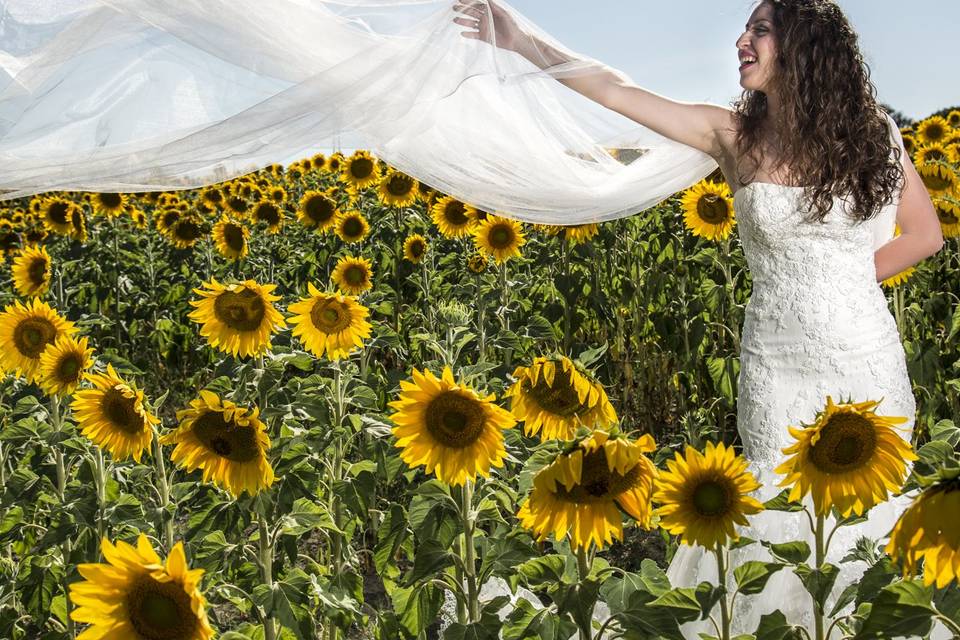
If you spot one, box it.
[667,118,949,639]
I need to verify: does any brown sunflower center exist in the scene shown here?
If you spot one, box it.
[304,196,335,224]
[343,265,367,286]
[555,449,638,503]
[13,317,57,358]
[408,240,425,258]
[341,216,364,238]
[936,205,959,225]
[212,289,267,332]
[100,387,145,434]
[424,390,486,449]
[99,193,122,209]
[809,412,878,474]
[173,219,203,242]
[222,224,246,253]
[923,149,947,162]
[387,175,414,196]
[192,410,262,462]
[47,201,70,226]
[28,257,49,285]
[444,202,469,226]
[310,299,352,333]
[691,477,733,517]
[254,203,281,226]
[55,353,83,383]
[126,573,199,640]
[697,194,730,224]
[349,158,374,179]
[226,197,249,214]
[488,225,514,249]
[925,125,945,141]
[523,367,586,418]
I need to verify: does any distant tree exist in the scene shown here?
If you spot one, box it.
[879,101,911,127]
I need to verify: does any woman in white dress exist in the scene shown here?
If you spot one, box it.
[456,0,946,635]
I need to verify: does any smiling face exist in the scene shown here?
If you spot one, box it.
[736,2,778,94]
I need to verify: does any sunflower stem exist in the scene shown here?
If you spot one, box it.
[499,261,512,370]
[49,394,76,640]
[574,544,594,640]
[111,216,122,346]
[257,511,278,640]
[714,546,731,640]
[393,208,403,335]
[459,480,480,623]
[561,236,571,355]
[152,434,176,552]
[813,512,826,640]
[93,445,107,550]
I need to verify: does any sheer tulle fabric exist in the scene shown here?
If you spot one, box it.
[0,0,717,223]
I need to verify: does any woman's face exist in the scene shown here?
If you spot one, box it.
[736,2,778,94]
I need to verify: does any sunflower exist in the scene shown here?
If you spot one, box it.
[653,441,764,550]
[472,215,526,264]
[212,216,249,261]
[200,186,225,209]
[224,195,251,218]
[885,471,960,589]
[268,186,287,204]
[467,252,488,273]
[403,234,428,264]
[92,192,127,218]
[913,142,958,166]
[774,395,917,517]
[377,170,419,208]
[416,181,437,205]
[287,284,372,360]
[154,207,182,236]
[0,298,76,382]
[325,151,344,174]
[934,197,960,238]
[431,196,477,238]
[38,334,94,396]
[917,162,959,196]
[340,150,382,190]
[335,210,370,244]
[71,363,158,462]
[161,390,275,497]
[298,190,339,232]
[947,110,960,129]
[682,180,736,241]
[11,244,52,298]
[70,533,214,640]
[128,207,148,229]
[167,215,206,249]
[915,116,953,146]
[881,223,918,288]
[41,197,75,235]
[563,223,600,245]
[517,430,658,550]
[331,255,373,296]
[251,200,283,234]
[188,279,286,358]
[389,365,515,485]
[505,355,617,441]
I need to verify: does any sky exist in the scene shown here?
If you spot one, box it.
[502,0,958,122]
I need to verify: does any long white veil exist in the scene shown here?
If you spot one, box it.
[0,0,720,223]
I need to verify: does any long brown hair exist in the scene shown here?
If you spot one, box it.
[732,0,904,224]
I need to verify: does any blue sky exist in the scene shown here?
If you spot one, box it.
[503,0,957,121]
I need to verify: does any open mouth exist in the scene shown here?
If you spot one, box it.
[739,58,757,71]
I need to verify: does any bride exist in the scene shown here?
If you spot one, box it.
[456,0,946,636]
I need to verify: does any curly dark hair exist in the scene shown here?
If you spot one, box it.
[731,0,905,224]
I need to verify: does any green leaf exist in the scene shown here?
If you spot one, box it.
[648,587,703,624]
[762,489,804,512]
[792,563,839,610]
[706,356,739,405]
[406,539,455,585]
[443,610,502,640]
[374,504,409,575]
[853,557,898,608]
[693,582,725,620]
[553,579,601,637]
[734,561,784,595]
[854,579,935,638]
[390,583,444,637]
[761,541,810,565]
[516,555,567,589]
[754,610,805,640]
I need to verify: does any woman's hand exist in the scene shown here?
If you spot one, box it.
[453,0,527,53]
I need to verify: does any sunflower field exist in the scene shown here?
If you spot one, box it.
[0,107,958,640]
